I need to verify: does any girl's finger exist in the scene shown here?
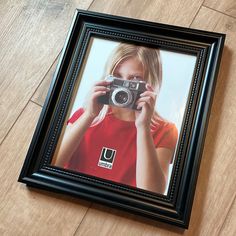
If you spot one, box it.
[136,98,152,109]
[92,91,107,100]
[137,96,154,107]
[136,101,145,110]
[140,91,157,100]
[94,80,111,86]
[93,86,110,92]
[145,83,154,92]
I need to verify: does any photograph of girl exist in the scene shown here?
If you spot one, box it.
[53,39,196,194]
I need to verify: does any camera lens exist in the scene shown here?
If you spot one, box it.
[114,91,129,104]
[111,88,132,107]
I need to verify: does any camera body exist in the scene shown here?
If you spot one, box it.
[98,75,146,110]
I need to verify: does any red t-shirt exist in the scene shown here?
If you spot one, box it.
[64,108,178,188]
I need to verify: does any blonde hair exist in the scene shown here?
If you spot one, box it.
[91,43,163,129]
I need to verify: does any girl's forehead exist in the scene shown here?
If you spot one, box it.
[114,56,143,71]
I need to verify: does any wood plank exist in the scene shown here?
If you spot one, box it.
[204,0,236,18]
[89,0,204,27]
[74,5,236,236]
[1,1,235,236]
[0,1,25,36]
[0,102,90,235]
[31,53,60,106]
[0,0,93,144]
[219,197,236,236]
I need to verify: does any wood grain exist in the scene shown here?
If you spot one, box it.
[219,197,236,236]
[31,53,60,106]
[1,0,236,235]
[0,102,90,235]
[89,0,204,27]
[0,1,25,35]
[203,0,236,18]
[0,0,93,144]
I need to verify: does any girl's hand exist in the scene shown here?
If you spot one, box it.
[135,84,157,129]
[84,80,110,119]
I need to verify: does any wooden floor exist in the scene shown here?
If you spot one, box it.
[0,0,235,235]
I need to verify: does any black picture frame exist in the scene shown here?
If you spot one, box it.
[18,9,225,229]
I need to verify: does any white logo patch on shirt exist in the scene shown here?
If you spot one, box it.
[98,147,116,169]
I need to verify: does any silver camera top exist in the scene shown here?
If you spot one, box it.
[105,75,146,87]
[105,75,117,82]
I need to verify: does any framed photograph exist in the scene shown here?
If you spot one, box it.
[18,9,225,228]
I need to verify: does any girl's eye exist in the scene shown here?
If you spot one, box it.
[130,76,142,81]
[113,73,121,78]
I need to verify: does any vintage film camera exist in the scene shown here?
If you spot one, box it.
[98,75,147,110]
